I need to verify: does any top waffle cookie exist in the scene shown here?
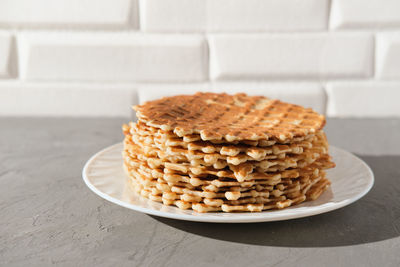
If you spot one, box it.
[134,92,326,142]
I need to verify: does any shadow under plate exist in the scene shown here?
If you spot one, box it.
[152,155,400,247]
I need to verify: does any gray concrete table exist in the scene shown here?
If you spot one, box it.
[1,118,400,267]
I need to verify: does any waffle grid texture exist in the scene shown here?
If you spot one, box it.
[124,92,335,213]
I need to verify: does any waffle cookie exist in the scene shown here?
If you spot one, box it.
[123,92,335,212]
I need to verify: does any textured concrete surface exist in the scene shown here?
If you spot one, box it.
[1,118,399,267]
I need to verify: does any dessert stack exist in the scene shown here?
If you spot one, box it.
[122,92,335,212]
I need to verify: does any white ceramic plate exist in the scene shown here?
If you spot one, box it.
[83,143,374,223]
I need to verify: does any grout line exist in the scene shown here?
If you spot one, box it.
[327,0,333,32]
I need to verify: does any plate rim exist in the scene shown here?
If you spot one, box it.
[82,143,374,223]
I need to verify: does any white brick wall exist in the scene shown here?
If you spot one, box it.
[141,0,329,32]
[0,0,137,29]
[207,0,329,32]
[141,0,205,32]
[0,82,137,117]
[0,0,399,117]
[376,33,400,79]
[327,82,400,117]
[18,32,208,82]
[331,0,400,29]
[209,34,373,80]
[137,83,210,103]
[0,31,13,78]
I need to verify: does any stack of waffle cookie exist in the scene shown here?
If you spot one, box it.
[122,92,335,212]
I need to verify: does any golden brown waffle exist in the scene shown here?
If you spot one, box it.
[124,130,330,182]
[124,153,330,190]
[130,121,322,161]
[134,92,326,142]
[131,120,316,146]
[124,161,330,212]
[130,131,326,167]
[123,92,335,213]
